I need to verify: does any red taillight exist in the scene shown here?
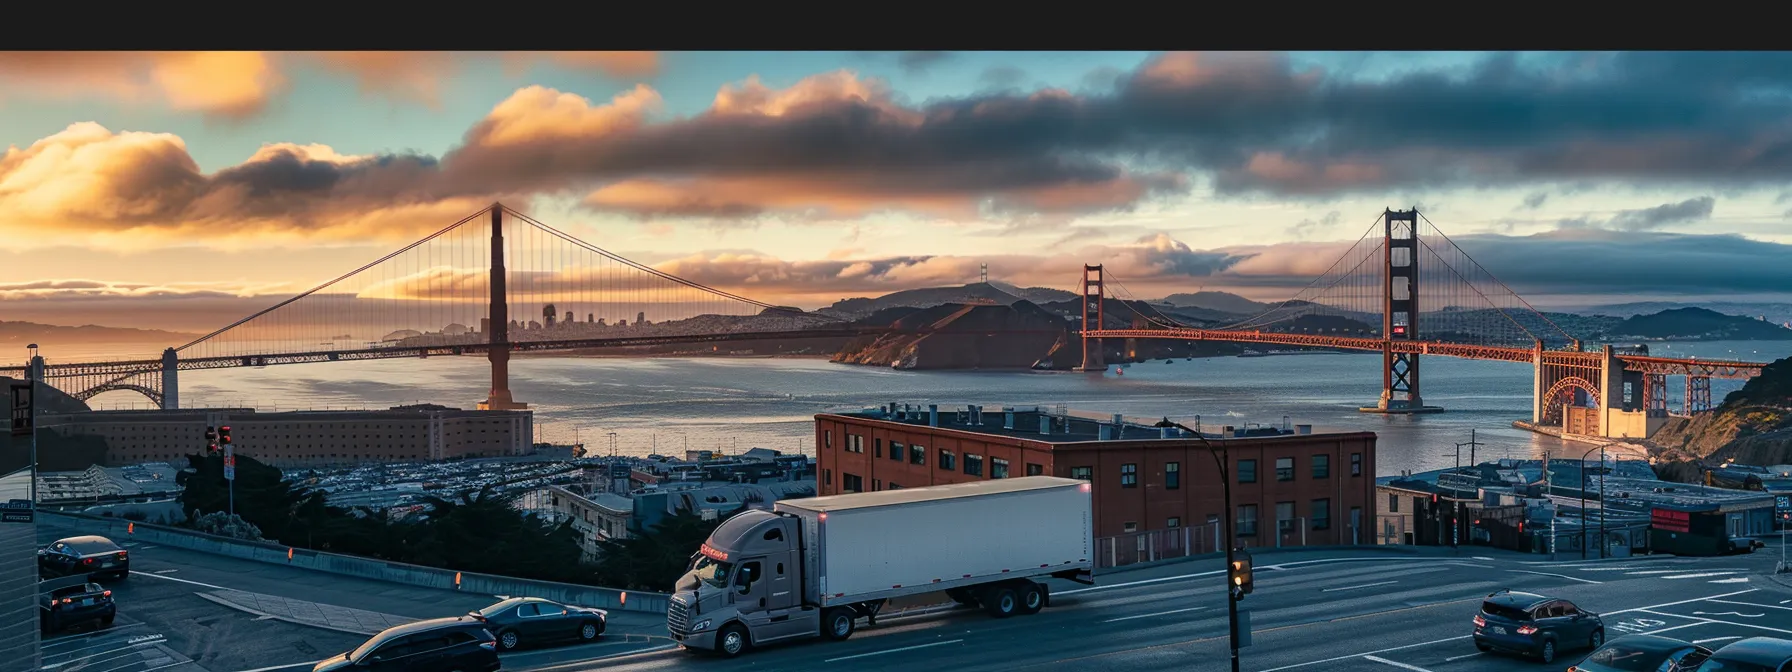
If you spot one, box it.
[59,598,72,604]
[82,558,94,565]
[102,590,112,598]
[1516,624,1538,635]
[1473,614,1485,627]
[116,551,127,560]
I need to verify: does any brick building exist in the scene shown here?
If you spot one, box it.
[815,404,1377,553]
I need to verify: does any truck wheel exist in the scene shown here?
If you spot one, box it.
[1018,583,1044,615]
[984,587,1019,618]
[822,607,856,641]
[716,623,750,658]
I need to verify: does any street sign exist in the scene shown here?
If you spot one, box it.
[1,498,32,524]
[1437,472,1480,493]
[1776,494,1791,512]
[8,382,31,436]
[223,444,236,481]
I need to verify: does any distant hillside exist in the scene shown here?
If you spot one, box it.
[820,283,1027,319]
[1158,291,1271,315]
[0,320,199,348]
[987,281,1076,304]
[1578,301,1792,325]
[1607,307,1792,341]
[1649,356,1792,464]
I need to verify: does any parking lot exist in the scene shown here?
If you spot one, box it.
[41,612,201,672]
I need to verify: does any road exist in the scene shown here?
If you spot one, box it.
[33,519,673,672]
[554,545,1792,672]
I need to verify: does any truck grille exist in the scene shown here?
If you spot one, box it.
[667,600,691,636]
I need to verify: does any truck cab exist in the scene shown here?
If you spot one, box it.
[669,510,829,657]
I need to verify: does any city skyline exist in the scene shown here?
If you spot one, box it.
[5,51,1792,332]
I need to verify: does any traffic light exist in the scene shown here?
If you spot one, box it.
[1228,550,1254,599]
[205,426,218,454]
[219,426,232,449]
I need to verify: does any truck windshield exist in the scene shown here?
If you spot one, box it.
[689,555,733,589]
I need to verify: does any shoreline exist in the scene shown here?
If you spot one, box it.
[1510,420,1653,459]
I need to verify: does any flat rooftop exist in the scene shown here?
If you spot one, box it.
[825,404,1358,445]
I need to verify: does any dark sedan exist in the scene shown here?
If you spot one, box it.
[39,536,129,580]
[40,577,116,633]
[1698,636,1792,670]
[468,597,606,651]
[1569,634,1712,672]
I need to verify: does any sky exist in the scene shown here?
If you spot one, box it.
[3,50,1792,333]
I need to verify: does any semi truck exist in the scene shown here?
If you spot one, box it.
[666,476,1094,657]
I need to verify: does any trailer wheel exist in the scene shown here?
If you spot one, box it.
[822,607,856,641]
[984,586,1019,618]
[1018,583,1044,615]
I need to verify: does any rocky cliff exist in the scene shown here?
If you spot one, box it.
[831,301,1071,370]
[1647,356,1792,462]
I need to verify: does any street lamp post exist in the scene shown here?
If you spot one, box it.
[1158,417,1241,672]
[1577,443,1609,560]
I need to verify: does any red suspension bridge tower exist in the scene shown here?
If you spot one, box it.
[480,204,527,411]
[1366,208,1441,414]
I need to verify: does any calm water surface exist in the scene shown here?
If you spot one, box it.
[73,340,1791,477]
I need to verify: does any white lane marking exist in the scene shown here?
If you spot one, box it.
[1323,581,1398,593]
[40,623,148,648]
[153,569,178,574]
[1694,636,1744,645]
[1058,570,1225,595]
[1472,556,1493,561]
[522,645,683,672]
[1507,569,1602,584]
[1102,606,1209,623]
[139,662,194,672]
[138,545,156,551]
[41,637,167,668]
[1693,611,1764,618]
[129,570,227,590]
[1443,652,1483,662]
[1257,589,1760,672]
[1662,572,1744,580]
[228,662,323,672]
[1363,655,1435,672]
[1712,599,1792,612]
[1624,569,1739,575]
[823,639,965,663]
[1637,609,1792,636]
[1711,578,1751,584]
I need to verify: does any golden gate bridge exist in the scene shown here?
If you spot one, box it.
[1,205,1766,439]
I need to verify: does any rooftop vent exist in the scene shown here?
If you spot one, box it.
[1098,424,1114,441]
[1003,407,1016,430]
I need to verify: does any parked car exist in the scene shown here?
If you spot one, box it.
[467,597,606,651]
[39,576,116,634]
[313,617,499,672]
[1724,537,1768,555]
[1473,589,1606,664]
[1697,636,1792,671]
[1569,634,1712,672]
[38,535,129,580]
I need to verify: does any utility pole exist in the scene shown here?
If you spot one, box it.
[1455,430,1484,470]
[1157,417,1243,672]
[1544,450,1556,559]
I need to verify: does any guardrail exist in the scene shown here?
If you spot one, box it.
[39,511,670,614]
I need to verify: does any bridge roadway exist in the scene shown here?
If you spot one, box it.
[558,544,1792,672]
[1084,328,1767,378]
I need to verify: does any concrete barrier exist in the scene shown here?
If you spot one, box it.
[40,511,670,614]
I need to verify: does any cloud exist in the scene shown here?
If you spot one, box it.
[1521,192,1548,209]
[0,51,659,117]
[1556,196,1716,232]
[15,51,1792,246]
[1286,210,1342,240]
[978,65,1027,90]
[896,51,952,75]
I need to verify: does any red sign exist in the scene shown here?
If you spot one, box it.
[698,543,729,562]
[1651,508,1690,533]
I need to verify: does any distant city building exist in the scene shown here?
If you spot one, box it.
[815,404,1377,555]
[44,405,534,467]
[516,485,634,562]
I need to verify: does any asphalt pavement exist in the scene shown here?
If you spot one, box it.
[551,544,1792,672]
[33,518,674,672]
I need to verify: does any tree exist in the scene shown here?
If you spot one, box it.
[590,510,727,592]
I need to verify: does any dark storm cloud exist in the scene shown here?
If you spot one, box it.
[978,65,1028,90]
[1607,196,1715,231]
[1442,229,1792,295]
[1521,192,1548,209]
[897,51,953,75]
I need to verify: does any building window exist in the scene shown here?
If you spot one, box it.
[992,458,1010,479]
[1389,493,1398,513]
[1120,463,1137,488]
[842,473,863,493]
[1351,453,1363,476]
[873,479,881,491]
[1312,498,1331,530]
[1236,505,1258,536]
[1275,457,1295,481]
[1168,516,1181,528]
[890,442,905,462]
[1238,459,1257,483]
[1026,463,1044,476]
[939,449,956,471]
[1276,501,1296,534]
[910,444,926,466]
[851,435,866,453]
[1070,466,1091,481]
[875,438,883,458]
[965,454,984,477]
[825,431,832,449]
[823,469,832,487]
[1312,454,1330,479]
[1165,462,1180,489]
[1123,522,1138,533]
